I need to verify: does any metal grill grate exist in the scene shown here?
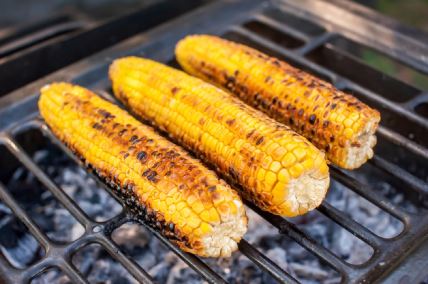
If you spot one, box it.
[0,0,427,283]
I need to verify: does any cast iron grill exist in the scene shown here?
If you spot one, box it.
[0,0,427,283]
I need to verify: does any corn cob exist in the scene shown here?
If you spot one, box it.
[38,82,247,257]
[175,35,381,169]
[109,57,330,217]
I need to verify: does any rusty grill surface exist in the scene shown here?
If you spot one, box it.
[0,0,428,283]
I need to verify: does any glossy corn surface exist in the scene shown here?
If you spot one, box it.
[110,57,330,217]
[38,82,247,257]
[176,35,381,169]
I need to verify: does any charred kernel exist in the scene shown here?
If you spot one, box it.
[129,135,138,142]
[226,119,235,125]
[147,171,158,182]
[246,129,255,138]
[171,87,180,94]
[118,129,127,136]
[92,122,102,129]
[298,109,304,116]
[272,97,278,104]
[309,114,316,125]
[256,137,264,145]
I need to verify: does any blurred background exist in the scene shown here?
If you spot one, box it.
[355,0,428,32]
[0,0,426,31]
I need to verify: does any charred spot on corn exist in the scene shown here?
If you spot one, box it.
[137,151,147,161]
[171,87,180,94]
[255,136,264,145]
[226,119,235,126]
[92,122,102,130]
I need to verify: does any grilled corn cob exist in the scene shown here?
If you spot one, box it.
[175,35,381,169]
[109,57,330,217]
[38,82,247,257]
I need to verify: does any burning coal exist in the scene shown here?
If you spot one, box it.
[0,143,405,283]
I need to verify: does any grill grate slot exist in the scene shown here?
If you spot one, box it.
[415,102,428,118]
[261,8,326,37]
[242,20,305,49]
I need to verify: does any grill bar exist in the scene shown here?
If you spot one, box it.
[96,232,156,284]
[370,156,428,197]
[0,180,50,250]
[377,126,428,161]
[329,169,409,221]
[238,239,299,284]
[248,204,350,275]
[0,21,84,58]
[317,203,383,248]
[2,134,91,227]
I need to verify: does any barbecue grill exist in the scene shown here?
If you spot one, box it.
[0,0,427,283]
[0,0,205,97]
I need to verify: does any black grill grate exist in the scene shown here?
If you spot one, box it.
[0,0,427,283]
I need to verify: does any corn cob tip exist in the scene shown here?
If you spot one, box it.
[39,82,247,258]
[284,159,330,217]
[341,115,379,169]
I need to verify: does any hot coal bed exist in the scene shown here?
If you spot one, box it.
[0,0,428,283]
[1,134,405,284]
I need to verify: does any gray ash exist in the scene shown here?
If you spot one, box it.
[33,147,122,222]
[0,202,44,269]
[0,144,406,283]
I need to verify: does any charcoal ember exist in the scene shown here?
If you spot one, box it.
[266,247,288,271]
[290,262,329,281]
[0,145,406,283]
[148,252,178,283]
[0,215,42,268]
[87,258,136,284]
[31,268,71,284]
[73,244,137,284]
[112,222,150,249]
[166,260,200,284]
[112,223,157,269]
[57,165,122,222]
